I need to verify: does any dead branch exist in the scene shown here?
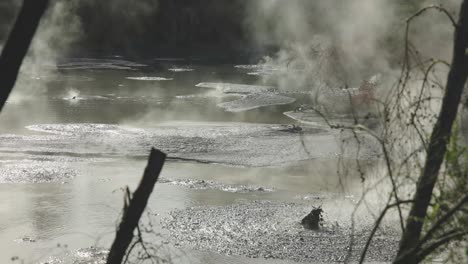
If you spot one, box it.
[359,200,415,264]
[107,148,167,264]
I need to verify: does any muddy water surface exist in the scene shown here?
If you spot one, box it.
[0,59,395,263]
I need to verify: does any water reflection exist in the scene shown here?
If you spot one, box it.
[1,62,306,134]
[28,184,72,239]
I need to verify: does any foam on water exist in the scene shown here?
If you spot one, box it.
[194,82,297,112]
[196,82,275,94]
[284,110,380,130]
[218,94,296,112]
[235,64,284,76]
[57,58,147,71]
[126,76,173,81]
[168,68,194,72]
[159,177,274,193]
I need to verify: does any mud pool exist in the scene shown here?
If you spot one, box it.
[0,58,396,263]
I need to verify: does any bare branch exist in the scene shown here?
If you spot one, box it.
[407,5,458,28]
[395,1,468,261]
[359,200,415,264]
[107,148,166,264]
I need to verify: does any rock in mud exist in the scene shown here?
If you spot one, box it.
[14,236,37,243]
[301,207,324,230]
[278,124,303,133]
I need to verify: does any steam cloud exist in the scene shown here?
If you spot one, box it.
[245,0,460,97]
[1,0,462,109]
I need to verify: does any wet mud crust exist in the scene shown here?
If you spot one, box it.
[163,201,398,263]
[0,123,379,168]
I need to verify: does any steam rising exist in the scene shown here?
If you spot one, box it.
[245,0,459,98]
[1,0,462,121]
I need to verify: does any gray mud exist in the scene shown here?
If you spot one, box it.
[0,161,76,183]
[41,247,108,264]
[0,123,379,167]
[159,178,274,193]
[162,200,398,263]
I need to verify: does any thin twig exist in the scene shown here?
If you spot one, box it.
[359,200,415,264]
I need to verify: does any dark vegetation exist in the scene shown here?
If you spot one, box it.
[0,0,431,61]
[0,0,258,60]
[76,0,251,59]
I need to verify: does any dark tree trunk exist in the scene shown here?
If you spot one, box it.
[0,0,49,111]
[395,1,468,263]
[106,148,166,264]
